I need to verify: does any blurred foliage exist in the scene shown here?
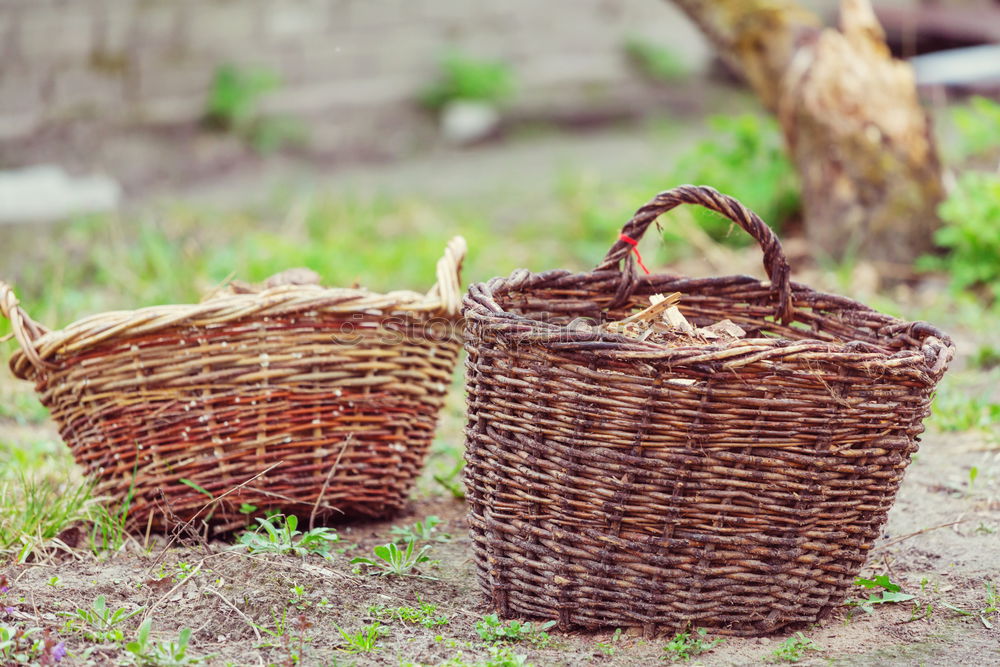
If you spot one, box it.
[624,36,688,83]
[0,111,808,346]
[919,171,1000,303]
[205,64,279,131]
[0,188,618,337]
[204,64,305,154]
[419,52,516,110]
[929,370,1000,434]
[666,114,800,246]
[950,96,1000,161]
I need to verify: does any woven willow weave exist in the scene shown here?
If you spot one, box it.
[1,237,466,533]
[463,186,952,637]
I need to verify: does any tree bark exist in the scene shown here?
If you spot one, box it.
[671,0,944,269]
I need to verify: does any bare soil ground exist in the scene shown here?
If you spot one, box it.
[1,404,998,666]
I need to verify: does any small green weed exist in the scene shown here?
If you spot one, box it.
[335,621,384,654]
[942,580,999,629]
[0,625,66,664]
[595,627,624,656]
[125,618,214,666]
[235,514,339,557]
[287,583,309,610]
[768,632,822,663]
[154,561,200,584]
[60,594,143,643]
[433,460,466,499]
[203,64,304,153]
[420,52,515,110]
[390,515,451,544]
[907,601,934,623]
[89,476,135,555]
[662,627,724,662]
[204,64,278,131]
[482,644,530,666]
[474,614,555,647]
[369,598,450,628]
[624,37,687,82]
[846,575,916,614]
[251,608,309,651]
[351,540,433,577]
[975,522,997,535]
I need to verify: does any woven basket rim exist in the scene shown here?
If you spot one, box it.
[2,236,467,375]
[44,282,443,343]
[462,184,953,379]
[465,268,952,366]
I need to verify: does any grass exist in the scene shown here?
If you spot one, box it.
[767,632,822,663]
[928,370,1000,436]
[369,599,450,628]
[0,458,132,563]
[390,515,452,545]
[335,621,385,654]
[662,628,724,662]
[474,614,556,647]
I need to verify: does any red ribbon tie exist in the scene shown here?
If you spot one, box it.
[619,233,650,275]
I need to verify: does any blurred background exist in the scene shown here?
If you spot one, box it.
[1,0,999,500]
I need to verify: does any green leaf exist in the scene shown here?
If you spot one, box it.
[854,575,900,592]
[941,602,974,616]
[180,478,214,499]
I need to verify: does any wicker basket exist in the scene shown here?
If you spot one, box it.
[1,237,466,533]
[462,186,953,637]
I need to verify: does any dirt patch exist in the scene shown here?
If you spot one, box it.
[1,425,998,666]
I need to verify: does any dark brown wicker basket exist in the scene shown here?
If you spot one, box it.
[462,186,953,637]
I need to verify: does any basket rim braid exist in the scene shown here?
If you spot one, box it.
[2,236,467,377]
[461,186,953,637]
[465,191,950,377]
[1,236,467,531]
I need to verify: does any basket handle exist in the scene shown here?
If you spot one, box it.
[0,281,53,371]
[594,185,794,324]
[426,236,467,315]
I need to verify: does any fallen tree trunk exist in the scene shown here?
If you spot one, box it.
[671,0,944,269]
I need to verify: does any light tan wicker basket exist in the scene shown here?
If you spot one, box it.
[1,237,466,533]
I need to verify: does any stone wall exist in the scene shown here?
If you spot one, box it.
[0,0,710,147]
